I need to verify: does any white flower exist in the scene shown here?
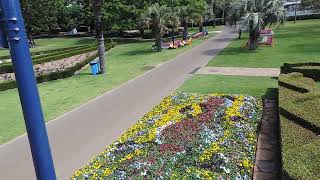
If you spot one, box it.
[141,171,147,176]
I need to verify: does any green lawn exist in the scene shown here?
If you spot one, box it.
[178,75,278,98]
[207,19,320,68]
[0,37,96,57]
[0,32,217,144]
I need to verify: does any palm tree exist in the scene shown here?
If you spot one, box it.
[93,0,106,74]
[164,7,180,44]
[229,0,285,50]
[145,4,168,52]
[178,0,207,40]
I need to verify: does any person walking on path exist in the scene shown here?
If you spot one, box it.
[238,29,242,39]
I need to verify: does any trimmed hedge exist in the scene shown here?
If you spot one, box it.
[0,45,97,74]
[279,73,320,133]
[279,64,320,179]
[281,62,320,81]
[0,43,115,91]
[287,13,320,21]
[0,44,93,60]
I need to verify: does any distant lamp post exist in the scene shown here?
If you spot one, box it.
[293,0,302,24]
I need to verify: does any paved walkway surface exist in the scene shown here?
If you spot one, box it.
[196,67,280,77]
[254,99,281,180]
[0,27,236,179]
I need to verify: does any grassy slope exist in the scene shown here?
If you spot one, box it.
[0,32,217,144]
[0,37,96,57]
[207,19,320,68]
[178,75,278,98]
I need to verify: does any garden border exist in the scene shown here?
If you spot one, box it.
[0,43,116,91]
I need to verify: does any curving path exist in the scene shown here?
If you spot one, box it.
[0,27,236,180]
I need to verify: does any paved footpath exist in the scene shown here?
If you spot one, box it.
[0,28,236,180]
[196,67,280,77]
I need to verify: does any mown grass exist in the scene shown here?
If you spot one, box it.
[178,75,278,98]
[0,32,217,144]
[207,19,320,68]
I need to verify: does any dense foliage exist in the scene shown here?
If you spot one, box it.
[279,65,320,179]
[19,0,230,34]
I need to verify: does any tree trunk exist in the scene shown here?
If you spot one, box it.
[28,33,35,48]
[93,0,106,74]
[171,27,175,44]
[222,9,225,24]
[249,32,259,50]
[155,27,162,52]
[199,21,203,32]
[182,21,188,40]
[139,29,145,38]
[249,39,258,50]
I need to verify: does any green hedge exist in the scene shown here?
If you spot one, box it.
[0,45,97,74]
[32,44,96,60]
[279,64,320,179]
[0,44,93,60]
[281,62,320,81]
[0,43,115,91]
[287,13,320,21]
[279,73,320,133]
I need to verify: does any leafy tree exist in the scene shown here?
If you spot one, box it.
[145,3,168,52]
[303,0,320,12]
[177,0,207,40]
[93,0,106,74]
[229,0,285,50]
[165,1,180,43]
[20,0,58,45]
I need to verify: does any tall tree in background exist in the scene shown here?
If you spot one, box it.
[178,0,207,40]
[20,0,58,47]
[165,2,180,44]
[93,0,106,74]
[303,0,320,12]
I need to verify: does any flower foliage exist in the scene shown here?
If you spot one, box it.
[72,93,262,179]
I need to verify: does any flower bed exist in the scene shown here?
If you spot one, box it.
[72,93,262,179]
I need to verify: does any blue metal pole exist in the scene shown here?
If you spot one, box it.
[0,0,56,179]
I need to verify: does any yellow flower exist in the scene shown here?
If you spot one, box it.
[199,142,221,162]
[103,168,112,176]
[240,159,253,168]
[126,153,133,160]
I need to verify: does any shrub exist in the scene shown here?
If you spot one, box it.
[287,14,320,21]
[279,63,320,179]
[0,45,97,74]
[281,62,320,81]
[0,44,93,60]
[0,43,115,91]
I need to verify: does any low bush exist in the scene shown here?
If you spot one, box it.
[287,14,320,21]
[281,62,320,81]
[0,45,97,74]
[72,93,262,179]
[0,44,92,60]
[0,43,115,91]
[279,64,320,179]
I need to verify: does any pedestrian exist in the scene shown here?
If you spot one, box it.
[238,29,242,39]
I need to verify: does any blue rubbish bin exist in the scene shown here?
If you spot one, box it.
[90,60,100,75]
